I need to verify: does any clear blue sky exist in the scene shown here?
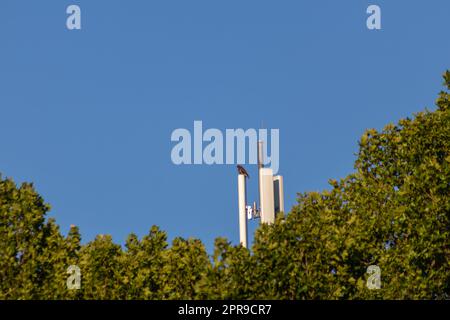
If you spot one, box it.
[1,1,449,252]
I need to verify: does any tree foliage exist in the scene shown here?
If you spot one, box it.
[1,72,449,300]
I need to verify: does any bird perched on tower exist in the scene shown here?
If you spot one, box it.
[237,165,250,178]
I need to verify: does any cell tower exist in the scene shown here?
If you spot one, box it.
[237,140,284,248]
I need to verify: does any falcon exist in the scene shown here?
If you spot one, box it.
[237,165,250,178]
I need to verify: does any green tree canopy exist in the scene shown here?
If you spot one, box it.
[1,71,449,300]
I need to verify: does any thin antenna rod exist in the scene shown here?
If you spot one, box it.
[258,140,264,169]
[257,140,264,219]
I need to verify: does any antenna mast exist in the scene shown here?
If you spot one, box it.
[236,133,284,248]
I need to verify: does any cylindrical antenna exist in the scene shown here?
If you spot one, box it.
[238,174,248,248]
